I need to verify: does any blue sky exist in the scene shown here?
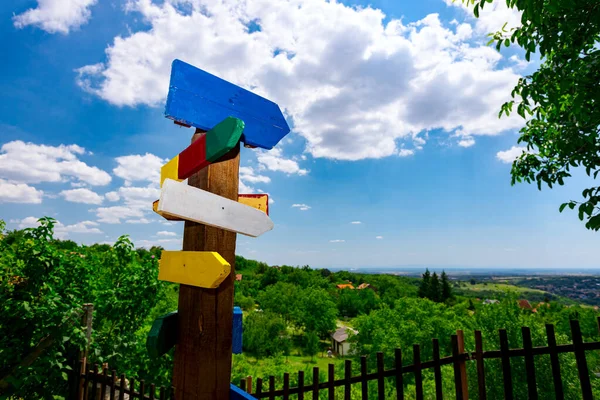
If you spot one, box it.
[0,0,597,269]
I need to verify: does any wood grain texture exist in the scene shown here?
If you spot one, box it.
[173,134,239,400]
[158,251,230,288]
[165,59,290,150]
[158,178,274,237]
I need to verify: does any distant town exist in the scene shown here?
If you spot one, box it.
[329,267,600,307]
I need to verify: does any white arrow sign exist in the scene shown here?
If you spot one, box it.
[157,179,274,237]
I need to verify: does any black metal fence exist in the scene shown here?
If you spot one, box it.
[79,318,600,400]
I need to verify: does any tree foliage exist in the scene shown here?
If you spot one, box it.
[418,269,453,303]
[304,331,320,361]
[0,218,170,398]
[467,0,600,229]
[243,311,288,357]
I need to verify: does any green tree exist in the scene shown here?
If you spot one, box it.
[243,311,288,357]
[259,267,280,288]
[430,272,441,302]
[298,288,337,338]
[257,282,300,325]
[467,0,600,229]
[337,288,361,318]
[418,269,431,298]
[304,331,320,362]
[0,218,87,399]
[357,287,381,314]
[468,299,475,311]
[441,271,452,301]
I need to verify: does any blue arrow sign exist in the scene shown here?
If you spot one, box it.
[165,59,290,150]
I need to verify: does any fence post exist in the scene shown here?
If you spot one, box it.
[247,376,253,395]
[394,349,403,400]
[361,356,369,400]
[570,320,593,400]
[456,330,469,400]
[521,327,538,400]
[451,335,464,400]
[297,371,304,400]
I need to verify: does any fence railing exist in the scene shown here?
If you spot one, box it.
[240,318,600,400]
[77,363,175,400]
[78,318,600,400]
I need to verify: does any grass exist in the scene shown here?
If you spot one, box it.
[460,282,546,294]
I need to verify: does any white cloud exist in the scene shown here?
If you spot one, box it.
[117,185,161,208]
[0,179,44,204]
[113,153,166,185]
[16,216,43,229]
[257,148,308,175]
[239,166,271,193]
[292,203,311,211]
[444,0,522,35]
[60,188,103,204]
[94,206,145,224]
[105,191,120,202]
[376,236,383,239]
[135,238,182,249]
[126,218,151,224]
[14,217,102,238]
[240,167,271,184]
[90,184,160,223]
[330,239,345,243]
[398,149,415,157]
[268,196,274,205]
[496,146,527,164]
[157,231,177,236]
[0,140,111,186]
[13,0,97,34]
[458,137,476,148]
[351,221,362,225]
[76,0,523,161]
[509,55,528,70]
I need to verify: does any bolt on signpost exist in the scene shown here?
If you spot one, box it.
[148,59,290,400]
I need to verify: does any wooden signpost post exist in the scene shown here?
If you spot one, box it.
[148,59,290,400]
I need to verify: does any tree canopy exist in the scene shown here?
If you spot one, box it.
[467,0,600,229]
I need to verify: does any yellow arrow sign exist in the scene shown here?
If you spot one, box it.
[158,251,230,289]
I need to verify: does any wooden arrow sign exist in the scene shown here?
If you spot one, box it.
[161,117,245,186]
[146,311,177,358]
[165,59,290,150]
[158,251,231,288]
[147,308,243,358]
[238,194,269,215]
[157,179,274,237]
[232,306,242,354]
[153,193,269,220]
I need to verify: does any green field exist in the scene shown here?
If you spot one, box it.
[462,282,546,294]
